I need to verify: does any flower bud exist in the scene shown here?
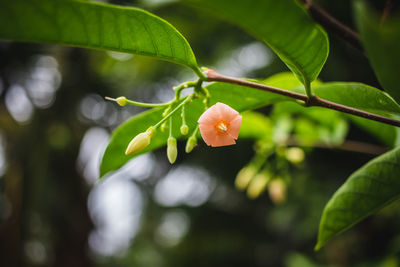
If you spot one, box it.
[180,124,189,135]
[235,166,256,191]
[116,96,127,106]
[268,179,287,205]
[162,106,171,117]
[285,147,305,164]
[247,173,269,199]
[167,137,178,164]
[160,121,168,133]
[125,126,156,155]
[185,136,197,153]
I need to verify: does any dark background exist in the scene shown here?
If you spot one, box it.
[0,0,399,266]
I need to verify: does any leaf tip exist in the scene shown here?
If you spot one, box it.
[314,242,324,251]
[99,162,109,180]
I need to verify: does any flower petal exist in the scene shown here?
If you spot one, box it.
[212,134,236,147]
[215,102,239,122]
[227,115,242,139]
[198,104,220,125]
[199,124,218,146]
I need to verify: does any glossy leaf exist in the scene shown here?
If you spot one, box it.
[0,0,202,75]
[100,73,400,178]
[355,0,400,104]
[310,83,400,115]
[187,0,329,90]
[316,147,400,250]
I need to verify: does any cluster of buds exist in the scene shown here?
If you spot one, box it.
[107,85,243,165]
[123,95,197,164]
[124,122,187,164]
[235,164,287,204]
[234,143,305,204]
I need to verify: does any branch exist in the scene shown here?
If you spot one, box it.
[382,0,393,23]
[337,140,388,155]
[206,69,400,128]
[299,0,364,52]
[286,138,388,156]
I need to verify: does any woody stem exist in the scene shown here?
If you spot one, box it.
[205,69,400,128]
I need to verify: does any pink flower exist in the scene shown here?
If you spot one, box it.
[198,102,242,147]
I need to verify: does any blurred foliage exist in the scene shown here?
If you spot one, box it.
[0,0,400,267]
[355,0,400,104]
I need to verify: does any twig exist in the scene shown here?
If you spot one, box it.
[299,0,364,52]
[206,69,400,128]
[338,140,388,155]
[382,0,393,23]
[286,138,388,155]
[206,69,309,101]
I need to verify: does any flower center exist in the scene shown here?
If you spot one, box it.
[216,121,228,134]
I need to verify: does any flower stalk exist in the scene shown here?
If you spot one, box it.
[105,96,172,108]
[154,95,193,129]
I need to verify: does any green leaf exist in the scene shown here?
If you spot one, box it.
[100,73,400,178]
[187,0,329,91]
[316,147,400,250]
[0,0,202,76]
[309,83,400,115]
[355,0,400,104]
[263,72,323,89]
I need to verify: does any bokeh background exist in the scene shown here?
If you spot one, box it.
[0,0,400,266]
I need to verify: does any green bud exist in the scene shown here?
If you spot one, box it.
[116,96,127,106]
[247,173,269,199]
[235,166,256,191]
[167,137,178,164]
[185,136,197,153]
[160,121,168,133]
[268,179,286,205]
[146,126,156,137]
[285,147,305,164]
[180,124,189,135]
[162,106,171,117]
[125,126,156,155]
